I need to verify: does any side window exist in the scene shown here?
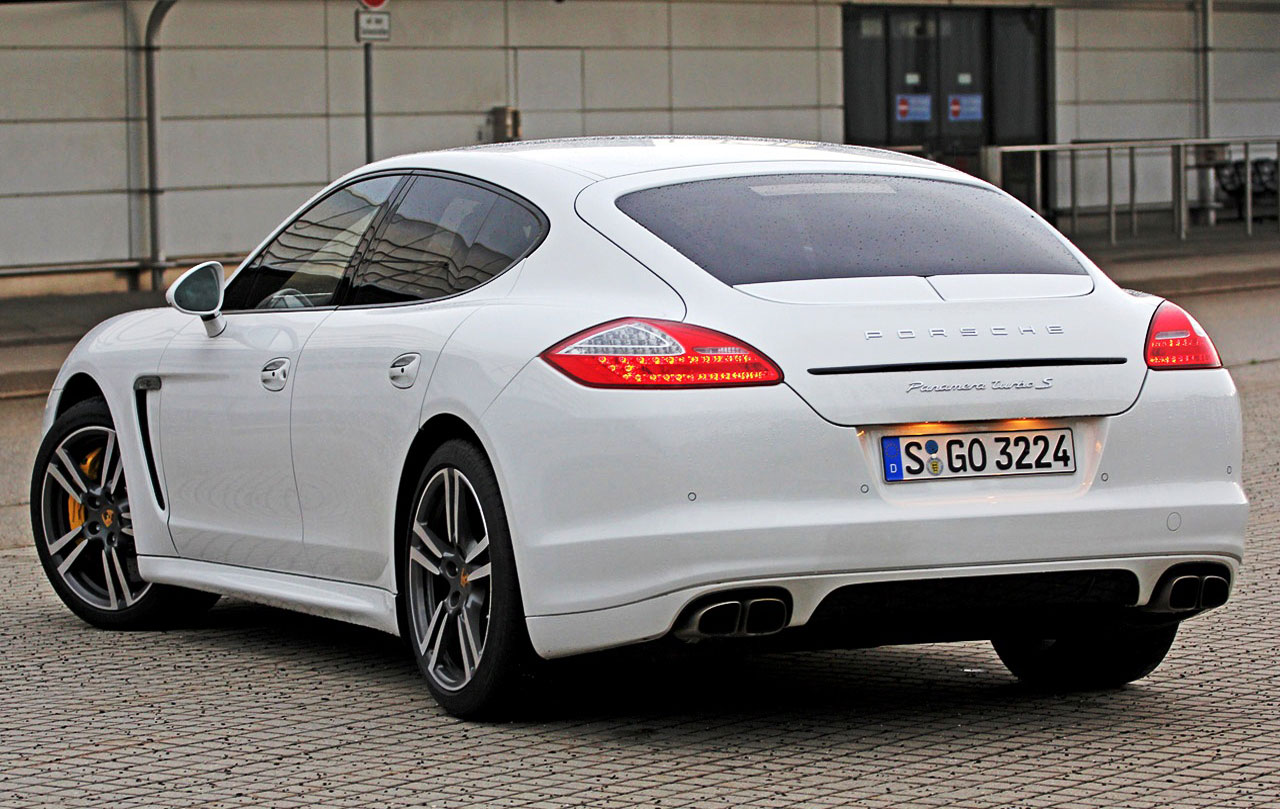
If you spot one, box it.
[223,175,400,311]
[462,197,542,286]
[348,176,543,306]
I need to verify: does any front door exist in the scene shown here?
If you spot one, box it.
[158,311,330,573]
[156,174,402,572]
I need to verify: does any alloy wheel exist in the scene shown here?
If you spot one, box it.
[407,467,493,692]
[39,426,150,611]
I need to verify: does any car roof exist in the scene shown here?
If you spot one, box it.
[372,135,949,182]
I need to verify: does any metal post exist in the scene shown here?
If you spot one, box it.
[979,146,1003,187]
[1107,147,1116,245]
[1069,150,1078,234]
[1129,146,1138,237]
[364,42,374,163]
[1173,144,1188,241]
[1201,0,1214,140]
[1244,141,1253,236]
[1197,0,1215,226]
[1032,150,1042,217]
[144,0,179,291]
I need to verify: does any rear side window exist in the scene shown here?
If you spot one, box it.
[348,176,543,306]
[615,174,1085,285]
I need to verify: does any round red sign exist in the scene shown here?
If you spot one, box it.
[360,0,388,9]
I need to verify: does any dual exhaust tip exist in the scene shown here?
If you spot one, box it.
[1148,570,1231,613]
[674,592,790,640]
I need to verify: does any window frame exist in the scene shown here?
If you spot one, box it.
[220,171,412,315]
[334,169,551,311]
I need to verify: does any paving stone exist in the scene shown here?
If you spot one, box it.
[0,360,1278,807]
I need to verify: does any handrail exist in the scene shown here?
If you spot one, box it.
[987,135,1279,155]
[980,135,1280,244]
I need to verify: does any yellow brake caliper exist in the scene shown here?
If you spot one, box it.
[65,447,102,530]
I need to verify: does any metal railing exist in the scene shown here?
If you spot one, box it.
[0,255,243,287]
[980,136,1280,244]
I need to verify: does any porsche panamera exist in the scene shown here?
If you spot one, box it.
[31,137,1247,717]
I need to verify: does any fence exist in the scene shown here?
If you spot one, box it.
[980,136,1280,245]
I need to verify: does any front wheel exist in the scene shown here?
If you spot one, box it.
[992,622,1179,690]
[31,398,219,629]
[403,440,531,719]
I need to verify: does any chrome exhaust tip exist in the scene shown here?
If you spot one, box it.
[698,601,743,636]
[673,590,792,640]
[1200,575,1230,609]
[674,600,742,640]
[1146,566,1233,614]
[1167,575,1202,611]
[743,597,788,635]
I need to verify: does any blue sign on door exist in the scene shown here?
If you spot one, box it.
[947,93,983,122]
[894,94,932,122]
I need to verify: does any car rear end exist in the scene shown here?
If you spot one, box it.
[487,158,1247,659]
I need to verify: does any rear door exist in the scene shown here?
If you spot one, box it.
[289,173,547,588]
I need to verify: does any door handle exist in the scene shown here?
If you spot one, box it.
[389,353,421,389]
[261,357,290,392]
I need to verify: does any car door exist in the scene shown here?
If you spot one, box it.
[289,173,546,588]
[156,174,403,572]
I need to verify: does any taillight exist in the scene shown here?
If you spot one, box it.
[1145,301,1221,370]
[541,318,783,388]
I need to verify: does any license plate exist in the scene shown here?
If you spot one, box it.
[882,428,1076,482]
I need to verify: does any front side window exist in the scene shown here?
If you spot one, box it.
[616,173,1086,286]
[223,175,400,310]
[348,176,543,306]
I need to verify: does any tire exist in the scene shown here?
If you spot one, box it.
[30,397,220,629]
[402,439,531,719]
[992,622,1179,690]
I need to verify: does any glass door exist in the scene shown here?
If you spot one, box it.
[843,5,1049,185]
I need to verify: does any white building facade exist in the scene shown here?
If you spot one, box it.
[1,0,1277,280]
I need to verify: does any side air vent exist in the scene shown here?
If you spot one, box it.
[133,377,166,510]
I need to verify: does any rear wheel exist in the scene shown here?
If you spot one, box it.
[992,622,1179,690]
[403,440,530,719]
[31,398,219,629]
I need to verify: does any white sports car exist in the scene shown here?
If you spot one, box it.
[31,137,1247,717]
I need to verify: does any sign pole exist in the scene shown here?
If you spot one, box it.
[364,40,374,163]
[355,0,390,164]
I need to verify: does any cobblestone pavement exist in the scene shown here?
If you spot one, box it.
[0,360,1276,808]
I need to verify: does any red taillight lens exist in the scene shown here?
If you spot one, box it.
[1145,301,1221,370]
[541,318,783,388]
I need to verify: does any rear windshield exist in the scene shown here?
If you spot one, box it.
[615,174,1085,285]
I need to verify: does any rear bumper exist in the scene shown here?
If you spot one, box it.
[484,363,1247,658]
[525,554,1239,658]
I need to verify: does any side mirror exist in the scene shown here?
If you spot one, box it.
[166,261,226,338]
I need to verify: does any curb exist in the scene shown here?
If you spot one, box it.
[0,370,54,400]
[0,332,89,350]
[1106,266,1280,299]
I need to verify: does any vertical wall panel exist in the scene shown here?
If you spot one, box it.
[2,1,1279,271]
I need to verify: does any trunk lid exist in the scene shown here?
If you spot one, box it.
[709,280,1150,425]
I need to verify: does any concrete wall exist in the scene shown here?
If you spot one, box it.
[0,0,841,272]
[1053,3,1280,209]
[0,0,1277,277]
